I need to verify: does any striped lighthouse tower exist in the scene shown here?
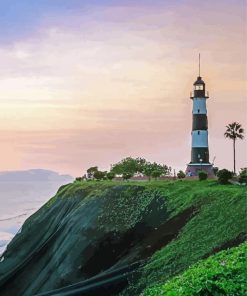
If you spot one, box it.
[186,55,213,176]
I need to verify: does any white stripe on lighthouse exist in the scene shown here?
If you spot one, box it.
[193,98,207,114]
[192,130,208,147]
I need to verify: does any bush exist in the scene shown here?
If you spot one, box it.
[86,166,98,179]
[217,169,233,184]
[94,171,106,181]
[177,170,186,179]
[198,170,208,181]
[106,172,115,181]
[239,168,247,184]
[122,172,133,181]
[151,170,162,180]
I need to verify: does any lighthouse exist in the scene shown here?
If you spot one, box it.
[186,55,213,176]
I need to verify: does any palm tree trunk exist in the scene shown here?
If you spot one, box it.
[233,138,236,174]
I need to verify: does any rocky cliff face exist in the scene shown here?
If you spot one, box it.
[0,183,185,295]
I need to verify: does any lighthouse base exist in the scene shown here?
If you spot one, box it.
[186,163,214,177]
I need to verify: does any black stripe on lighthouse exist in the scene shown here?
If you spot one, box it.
[191,148,209,163]
[192,114,208,130]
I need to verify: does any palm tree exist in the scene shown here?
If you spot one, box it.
[224,122,244,174]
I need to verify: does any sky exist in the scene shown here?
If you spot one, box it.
[0,0,246,176]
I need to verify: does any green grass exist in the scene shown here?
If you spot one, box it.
[115,180,246,295]
[45,179,246,294]
[144,242,247,296]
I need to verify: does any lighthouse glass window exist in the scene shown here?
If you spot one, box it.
[195,84,203,90]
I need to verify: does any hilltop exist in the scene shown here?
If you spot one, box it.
[0,180,246,295]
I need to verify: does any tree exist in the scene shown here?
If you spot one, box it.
[177,170,186,179]
[111,157,139,175]
[143,162,154,180]
[143,162,167,181]
[135,157,148,173]
[110,157,169,181]
[224,122,244,174]
[87,166,98,179]
[94,170,106,181]
[151,170,162,180]
[238,168,247,185]
[198,170,208,181]
[122,172,133,181]
[106,172,115,181]
[75,177,83,182]
[217,169,233,184]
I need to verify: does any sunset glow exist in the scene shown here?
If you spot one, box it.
[0,0,246,175]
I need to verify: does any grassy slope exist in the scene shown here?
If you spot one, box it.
[116,180,246,294]
[39,180,247,294]
[144,242,247,296]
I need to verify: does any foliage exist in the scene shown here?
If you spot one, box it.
[51,180,246,296]
[110,157,169,180]
[177,170,185,179]
[94,170,106,181]
[106,172,115,180]
[239,168,247,184]
[144,162,168,180]
[86,166,98,179]
[75,177,82,182]
[97,187,165,231]
[224,122,244,141]
[121,180,246,295]
[122,172,133,180]
[144,242,247,296]
[224,122,244,174]
[151,170,162,180]
[198,170,208,181]
[111,157,147,175]
[217,169,233,184]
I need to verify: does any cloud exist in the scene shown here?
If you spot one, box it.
[0,0,246,174]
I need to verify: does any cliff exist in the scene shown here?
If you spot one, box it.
[0,180,246,296]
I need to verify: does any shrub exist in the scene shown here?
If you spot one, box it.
[75,177,82,182]
[217,169,233,184]
[151,170,162,180]
[106,172,115,181]
[177,170,185,179]
[198,170,208,181]
[86,166,98,179]
[239,168,247,184]
[122,172,133,181]
[94,171,106,181]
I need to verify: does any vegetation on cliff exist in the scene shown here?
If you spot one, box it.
[144,242,247,296]
[0,179,246,296]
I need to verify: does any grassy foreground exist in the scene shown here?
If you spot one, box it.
[144,242,247,296]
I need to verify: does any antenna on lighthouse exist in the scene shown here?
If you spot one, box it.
[199,53,201,76]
